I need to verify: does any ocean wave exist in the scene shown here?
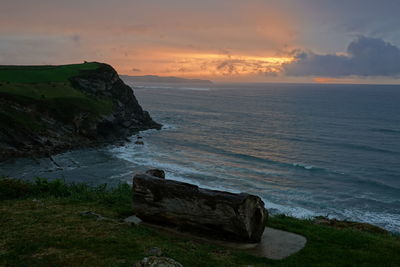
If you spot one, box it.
[124,123,176,139]
[340,209,400,233]
[351,177,400,194]
[291,162,344,174]
[195,145,334,174]
[282,136,400,155]
[264,200,400,233]
[179,142,288,168]
[264,200,317,218]
[160,123,177,130]
[174,140,345,176]
[110,143,211,179]
[165,172,243,193]
[337,142,400,155]
[111,138,400,232]
[292,163,316,170]
[370,128,400,135]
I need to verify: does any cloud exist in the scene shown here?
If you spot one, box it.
[213,58,282,76]
[157,54,290,77]
[0,0,297,61]
[283,36,400,77]
[70,34,81,43]
[0,34,85,65]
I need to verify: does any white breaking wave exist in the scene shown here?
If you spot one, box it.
[293,163,314,170]
[265,201,318,218]
[107,122,400,233]
[340,209,400,233]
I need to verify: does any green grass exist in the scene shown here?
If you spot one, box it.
[0,91,113,132]
[0,62,100,83]
[0,82,86,99]
[0,62,113,131]
[1,178,399,266]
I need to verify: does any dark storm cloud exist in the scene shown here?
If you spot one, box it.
[283,36,400,77]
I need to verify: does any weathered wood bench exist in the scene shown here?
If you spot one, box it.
[132,170,268,243]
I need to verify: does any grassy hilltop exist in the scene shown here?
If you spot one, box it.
[0,63,112,132]
[1,178,399,266]
[0,62,100,83]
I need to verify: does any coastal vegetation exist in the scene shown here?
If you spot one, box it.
[0,63,111,131]
[0,63,100,83]
[1,177,399,266]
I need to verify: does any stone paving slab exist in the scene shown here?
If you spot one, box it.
[143,223,307,260]
[222,227,307,260]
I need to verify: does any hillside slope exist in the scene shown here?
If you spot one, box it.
[0,62,161,160]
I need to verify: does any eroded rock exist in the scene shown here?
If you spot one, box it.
[146,247,163,256]
[123,215,142,225]
[145,169,165,179]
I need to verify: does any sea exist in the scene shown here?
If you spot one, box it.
[1,82,399,232]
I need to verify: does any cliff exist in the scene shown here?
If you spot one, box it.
[0,62,161,161]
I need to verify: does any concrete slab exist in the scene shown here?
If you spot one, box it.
[143,223,307,260]
[223,227,307,260]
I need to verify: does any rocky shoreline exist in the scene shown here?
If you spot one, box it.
[0,63,161,161]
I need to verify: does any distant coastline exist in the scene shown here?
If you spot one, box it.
[120,75,213,85]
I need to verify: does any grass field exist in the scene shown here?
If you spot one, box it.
[0,62,100,83]
[1,178,399,267]
[0,62,113,131]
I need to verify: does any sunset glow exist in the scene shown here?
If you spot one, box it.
[2,2,400,264]
[117,51,294,79]
[1,0,400,83]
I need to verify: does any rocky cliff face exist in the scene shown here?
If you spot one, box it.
[69,64,161,137]
[0,63,161,161]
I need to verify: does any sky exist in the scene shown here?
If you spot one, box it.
[1,0,400,83]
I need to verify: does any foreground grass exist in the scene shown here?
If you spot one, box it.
[1,178,399,266]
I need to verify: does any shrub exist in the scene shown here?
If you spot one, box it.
[0,177,132,217]
[0,177,34,200]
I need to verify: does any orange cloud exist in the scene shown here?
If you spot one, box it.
[113,49,293,79]
[0,0,307,82]
[0,1,297,72]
